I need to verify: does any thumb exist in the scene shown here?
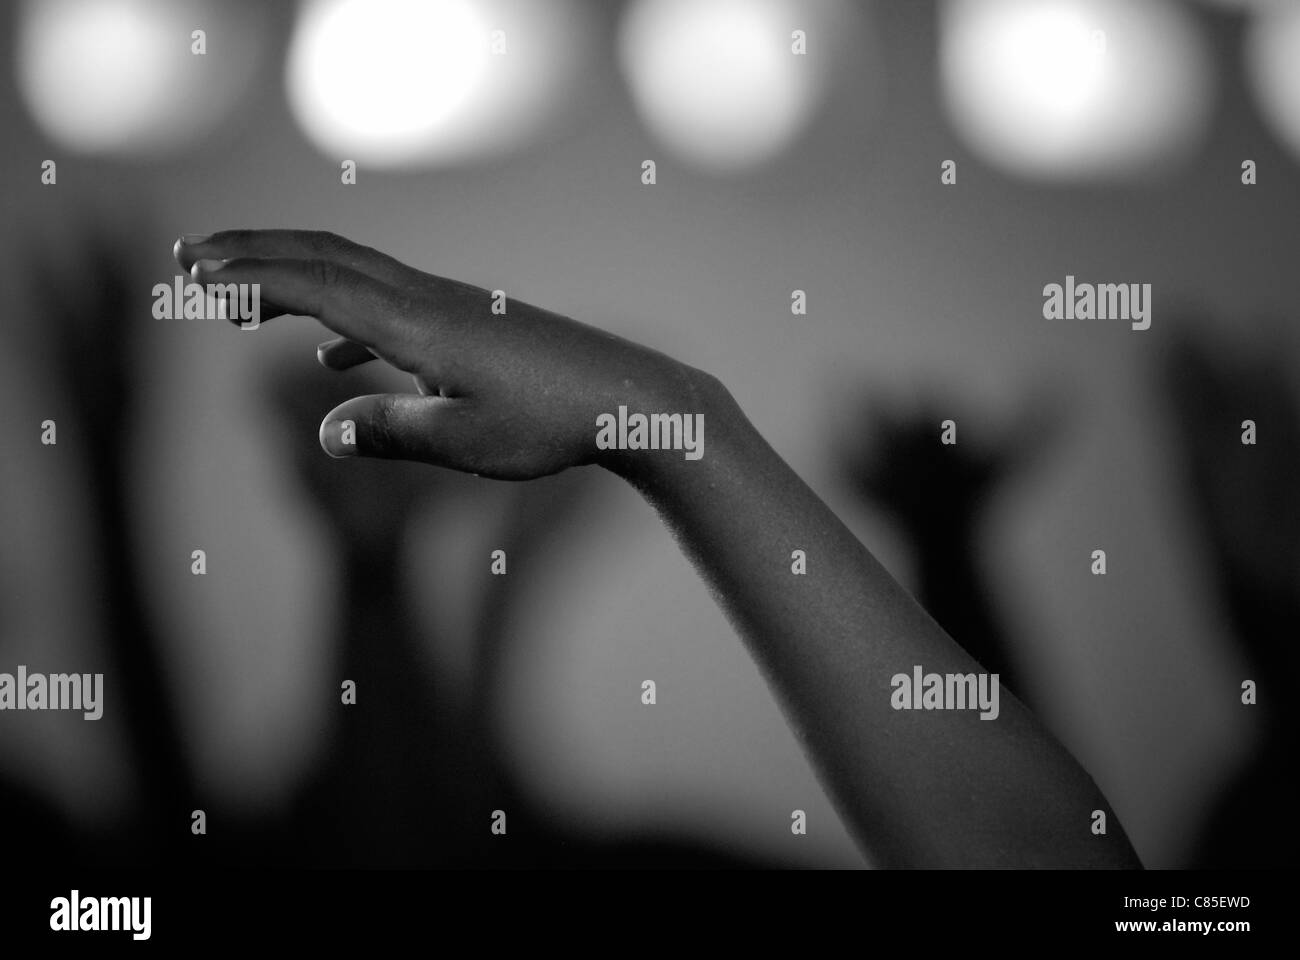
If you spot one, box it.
[318,393,473,466]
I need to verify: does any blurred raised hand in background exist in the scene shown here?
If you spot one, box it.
[839,391,1064,706]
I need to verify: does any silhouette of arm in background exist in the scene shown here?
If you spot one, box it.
[14,227,196,865]
[839,395,1063,707]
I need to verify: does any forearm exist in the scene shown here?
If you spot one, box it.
[615,369,1141,868]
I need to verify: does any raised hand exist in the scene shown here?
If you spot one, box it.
[174,228,1141,868]
[175,229,713,480]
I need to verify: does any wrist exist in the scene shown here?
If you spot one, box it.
[598,362,741,488]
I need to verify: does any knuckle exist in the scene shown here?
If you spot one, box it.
[307,258,343,288]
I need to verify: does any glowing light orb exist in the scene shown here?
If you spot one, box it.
[16,0,260,156]
[940,0,1213,181]
[618,0,832,172]
[286,0,586,167]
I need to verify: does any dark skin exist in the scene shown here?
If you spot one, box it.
[174,229,1142,868]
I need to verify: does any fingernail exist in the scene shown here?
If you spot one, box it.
[190,258,226,280]
[174,235,209,261]
[319,420,356,459]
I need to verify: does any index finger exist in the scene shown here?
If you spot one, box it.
[174,229,419,288]
[190,256,438,377]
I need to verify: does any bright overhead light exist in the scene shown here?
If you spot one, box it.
[940,0,1214,181]
[618,0,838,172]
[16,0,261,156]
[285,0,587,168]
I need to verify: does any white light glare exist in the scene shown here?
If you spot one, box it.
[286,0,585,168]
[940,0,1213,181]
[16,0,260,156]
[618,0,838,172]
